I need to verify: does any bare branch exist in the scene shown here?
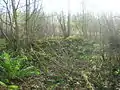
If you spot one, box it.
[16,0,21,10]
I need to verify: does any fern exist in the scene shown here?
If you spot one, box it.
[0,52,40,84]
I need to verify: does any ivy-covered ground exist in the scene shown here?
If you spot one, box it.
[0,36,120,90]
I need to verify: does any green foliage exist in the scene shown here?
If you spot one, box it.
[24,36,95,89]
[0,52,40,85]
[8,85,19,90]
[32,36,94,61]
[0,81,7,87]
[0,81,19,90]
[27,36,120,89]
[3,36,120,89]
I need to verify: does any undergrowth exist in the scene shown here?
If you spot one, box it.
[0,36,120,89]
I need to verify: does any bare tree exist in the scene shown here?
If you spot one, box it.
[81,0,88,38]
[11,0,20,48]
[57,11,71,38]
[67,0,71,37]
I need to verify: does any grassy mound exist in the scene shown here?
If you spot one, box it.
[20,36,97,89]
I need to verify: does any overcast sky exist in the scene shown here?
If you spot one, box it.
[42,0,120,14]
[1,0,120,15]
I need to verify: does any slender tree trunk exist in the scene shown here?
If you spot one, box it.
[11,0,19,49]
[67,0,71,37]
[25,0,30,44]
